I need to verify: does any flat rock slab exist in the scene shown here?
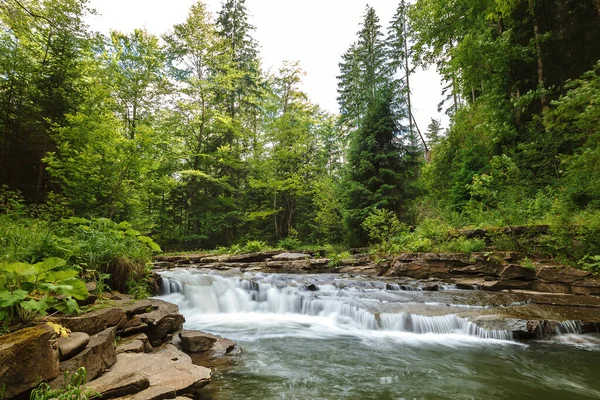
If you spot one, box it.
[180,330,238,356]
[0,324,60,398]
[272,252,311,261]
[58,331,90,360]
[88,344,211,399]
[47,307,125,335]
[116,385,177,400]
[86,371,150,399]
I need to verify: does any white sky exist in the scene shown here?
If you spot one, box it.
[87,0,447,133]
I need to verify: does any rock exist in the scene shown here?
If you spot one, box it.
[304,284,319,291]
[0,324,60,398]
[86,371,150,399]
[116,340,145,354]
[536,266,590,283]
[125,333,153,353]
[136,299,185,346]
[121,316,149,335]
[46,307,125,335]
[121,300,155,316]
[210,336,237,356]
[87,345,210,399]
[500,265,536,280]
[422,284,439,292]
[117,385,177,400]
[51,327,117,387]
[180,330,218,352]
[272,252,310,261]
[58,332,90,360]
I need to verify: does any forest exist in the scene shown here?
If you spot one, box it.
[1,0,600,291]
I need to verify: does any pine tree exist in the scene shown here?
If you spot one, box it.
[338,6,416,246]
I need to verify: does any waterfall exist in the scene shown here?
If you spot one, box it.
[158,270,513,341]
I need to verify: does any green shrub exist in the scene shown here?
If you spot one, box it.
[440,237,486,253]
[243,240,269,253]
[579,255,600,274]
[277,237,302,250]
[0,258,88,325]
[362,209,407,254]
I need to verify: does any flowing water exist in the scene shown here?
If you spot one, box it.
[158,269,600,400]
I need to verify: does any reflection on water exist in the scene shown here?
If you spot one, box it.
[158,269,600,400]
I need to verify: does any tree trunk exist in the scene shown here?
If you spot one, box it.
[529,0,547,110]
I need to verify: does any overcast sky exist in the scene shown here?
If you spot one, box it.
[87,0,447,132]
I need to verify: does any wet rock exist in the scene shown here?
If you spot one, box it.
[51,327,116,387]
[88,345,210,398]
[137,299,185,346]
[180,330,218,352]
[46,307,125,335]
[210,337,237,356]
[58,332,90,360]
[0,324,60,398]
[422,284,439,292]
[272,252,311,261]
[536,266,590,283]
[304,284,319,291]
[86,371,150,399]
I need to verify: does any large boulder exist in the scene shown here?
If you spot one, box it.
[134,299,185,346]
[0,324,60,398]
[86,345,211,399]
[46,307,125,335]
[50,327,117,387]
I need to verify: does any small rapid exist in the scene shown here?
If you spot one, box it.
[157,268,600,399]
[159,269,513,341]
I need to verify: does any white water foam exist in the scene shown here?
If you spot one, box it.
[158,269,516,345]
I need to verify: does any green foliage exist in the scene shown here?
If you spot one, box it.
[362,209,406,254]
[0,258,88,323]
[521,257,536,270]
[277,237,302,251]
[579,256,600,275]
[243,240,269,253]
[30,367,98,400]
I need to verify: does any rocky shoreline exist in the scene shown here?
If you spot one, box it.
[0,297,238,399]
[154,250,600,296]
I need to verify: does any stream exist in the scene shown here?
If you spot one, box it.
[158,269,600,400]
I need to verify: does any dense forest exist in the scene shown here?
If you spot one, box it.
[1,0,600,269]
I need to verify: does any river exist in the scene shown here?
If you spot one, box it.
[158,269,600,400]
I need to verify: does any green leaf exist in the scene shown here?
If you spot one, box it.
[137,236,162,252]
[0,289,28,307]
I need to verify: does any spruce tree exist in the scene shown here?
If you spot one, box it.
[338,6,415,246]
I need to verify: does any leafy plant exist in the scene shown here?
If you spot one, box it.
[30,367,98,400]
[0,257,88,323]
[579,255,600,274]
[362,208,406,254]
[277,237,302,250]
[521,257,536,270]
[243,240,269,253]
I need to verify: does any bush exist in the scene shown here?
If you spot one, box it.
[0,258,88,325]
[30,367,98,400]
[243,240,269,253]
[277,237,302,250]
[362,209,406,254]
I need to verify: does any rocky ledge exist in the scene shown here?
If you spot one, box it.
[154,251,600,296]
[0,299,238,399]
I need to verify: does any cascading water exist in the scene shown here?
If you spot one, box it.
[159,269,512,340]
[157,268,600,399]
